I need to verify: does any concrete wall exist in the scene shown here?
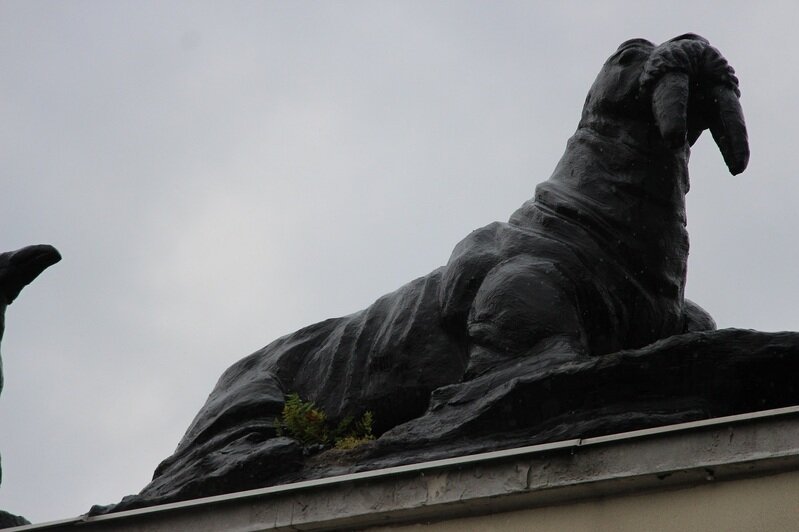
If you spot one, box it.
[371,469,799,532]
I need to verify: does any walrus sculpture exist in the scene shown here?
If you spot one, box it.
[98,34,799,513]
[0,244,61,528]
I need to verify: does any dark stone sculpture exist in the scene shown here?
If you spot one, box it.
[96,34,789,514]
[0,244,61,529]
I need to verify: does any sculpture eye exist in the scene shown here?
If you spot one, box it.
[617,48,642,66]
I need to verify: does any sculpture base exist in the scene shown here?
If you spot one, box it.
[94,328,799,514]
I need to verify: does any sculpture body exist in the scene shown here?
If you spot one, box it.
[100,34,768,513]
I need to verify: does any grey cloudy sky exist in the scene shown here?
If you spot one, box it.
[1,0,797,523]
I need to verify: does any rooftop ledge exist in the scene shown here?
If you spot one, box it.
[14,405,799,531]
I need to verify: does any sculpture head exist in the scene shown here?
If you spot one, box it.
[580,33,749,175]
[0,245,62,304]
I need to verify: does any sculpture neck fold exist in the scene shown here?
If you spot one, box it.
[513,126,690,301]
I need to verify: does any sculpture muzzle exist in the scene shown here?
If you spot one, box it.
[642,34,749,173]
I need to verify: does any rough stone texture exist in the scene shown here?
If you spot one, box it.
[354,328,799,471]
[0,244,61,528]
[94,34,762,513]
[0,510,29,529]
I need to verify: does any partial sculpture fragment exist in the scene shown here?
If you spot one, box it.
[0,244,61,528]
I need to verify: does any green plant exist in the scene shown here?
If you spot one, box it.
[276,393,375,450]
[333,410,375,450]
[276,392,329,445]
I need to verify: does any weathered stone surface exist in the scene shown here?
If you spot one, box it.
[360,328,799,467]
[94,34,763,513]
[110,437,304,511]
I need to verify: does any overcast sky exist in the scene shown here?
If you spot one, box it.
[1,0,798,523]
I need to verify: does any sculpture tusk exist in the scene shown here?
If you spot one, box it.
[708,85,750,175]
[652,71,690,149]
